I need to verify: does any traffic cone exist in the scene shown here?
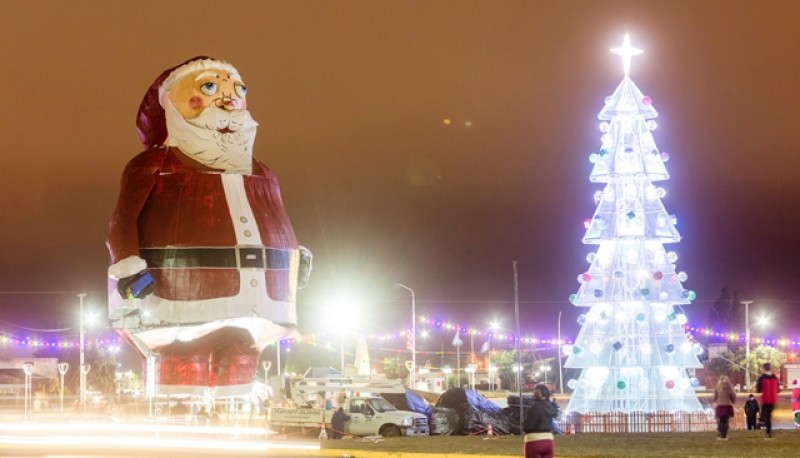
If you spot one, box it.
[319,423,328,440]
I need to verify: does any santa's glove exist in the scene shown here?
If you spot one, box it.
[298,246,313,289]
[117,270,155,300]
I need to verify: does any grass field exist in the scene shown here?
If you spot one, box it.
[320,400,797,458]
[322,429,798,457]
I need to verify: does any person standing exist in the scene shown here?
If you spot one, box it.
[756,363,780,439]
[790,379,800,429]
[713,375,736,440]
[330,407,351,439]
[744,393,760,430]
[522,384,558,458]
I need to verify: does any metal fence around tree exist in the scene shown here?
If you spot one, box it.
[560,409,744,434]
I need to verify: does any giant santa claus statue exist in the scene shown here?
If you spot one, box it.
[107,57,311,396]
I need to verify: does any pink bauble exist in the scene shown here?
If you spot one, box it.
[665,380,675,389]
[642,96,653,105]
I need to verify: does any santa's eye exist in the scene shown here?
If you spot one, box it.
[234,83,247,98]
[200,82,218,95]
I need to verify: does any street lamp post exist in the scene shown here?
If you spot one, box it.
[78,292,87,411]
[57,362,69,415]
[465,364,476,390]
[395,283,416,389]
[262,361,271,418]
[276,340,281,376]
[540,364,551,386]
[558,311,564,394]
[488,365,497,391]
[442,366,452,391]
[340,333,345,375]
[81,365,91,415]
[23,362,34,422]
[742,300,753,389]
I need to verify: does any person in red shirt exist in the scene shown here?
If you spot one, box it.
[791,379,800,429]
[756,363,780,439]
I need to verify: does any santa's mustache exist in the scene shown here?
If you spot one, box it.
[186,105,259,133]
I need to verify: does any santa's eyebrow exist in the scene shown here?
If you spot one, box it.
[194,71,242,82]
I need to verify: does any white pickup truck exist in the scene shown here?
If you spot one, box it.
[269,396,429,437]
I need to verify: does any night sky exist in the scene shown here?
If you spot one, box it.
[2,0,800,346]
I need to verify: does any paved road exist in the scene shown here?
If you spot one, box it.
[0,422,323,458]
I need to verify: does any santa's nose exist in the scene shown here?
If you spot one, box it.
[217,96,241,111]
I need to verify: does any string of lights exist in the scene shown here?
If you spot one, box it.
[2,316,799,351]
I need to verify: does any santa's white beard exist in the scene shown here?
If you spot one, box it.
[164,99,259,174]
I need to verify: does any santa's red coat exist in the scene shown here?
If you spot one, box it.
[107,146,300,326]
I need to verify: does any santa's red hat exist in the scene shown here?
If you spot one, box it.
[136,56,240,148]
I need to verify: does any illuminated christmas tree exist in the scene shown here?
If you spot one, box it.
[564,35,704,413]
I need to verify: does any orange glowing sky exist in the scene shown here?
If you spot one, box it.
[2,0,800,339]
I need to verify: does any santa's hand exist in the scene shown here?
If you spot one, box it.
[117,271,155,300]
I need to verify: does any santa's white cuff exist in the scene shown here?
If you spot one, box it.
[108,255,147,280]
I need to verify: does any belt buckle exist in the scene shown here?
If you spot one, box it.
[236,245,265,269]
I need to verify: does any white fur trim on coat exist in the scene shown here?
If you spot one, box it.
[108,255,147,280]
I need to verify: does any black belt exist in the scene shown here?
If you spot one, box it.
[140,247,291,270]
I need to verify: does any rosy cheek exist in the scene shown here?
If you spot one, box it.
[189,96,205,109]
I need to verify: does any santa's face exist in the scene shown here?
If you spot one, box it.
[168,68,248,119]
[164,68,258,174]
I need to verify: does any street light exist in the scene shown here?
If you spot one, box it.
[465,364,477,390]
[512,364,521,392]
[262,361,271,417]
[742,300,753,389]
[395,283,416,389]
[442,366,452,391]
[22,361,34,422]
[488,320,500,392]
[78,292,87,410]
[276,340,282,376]
[539,364,552,386]
[558,311,564,395]
[81,364,91,415]
[57,362,69,415]
[324,294,362,376]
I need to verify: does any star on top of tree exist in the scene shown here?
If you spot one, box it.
[611,34,643,77]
